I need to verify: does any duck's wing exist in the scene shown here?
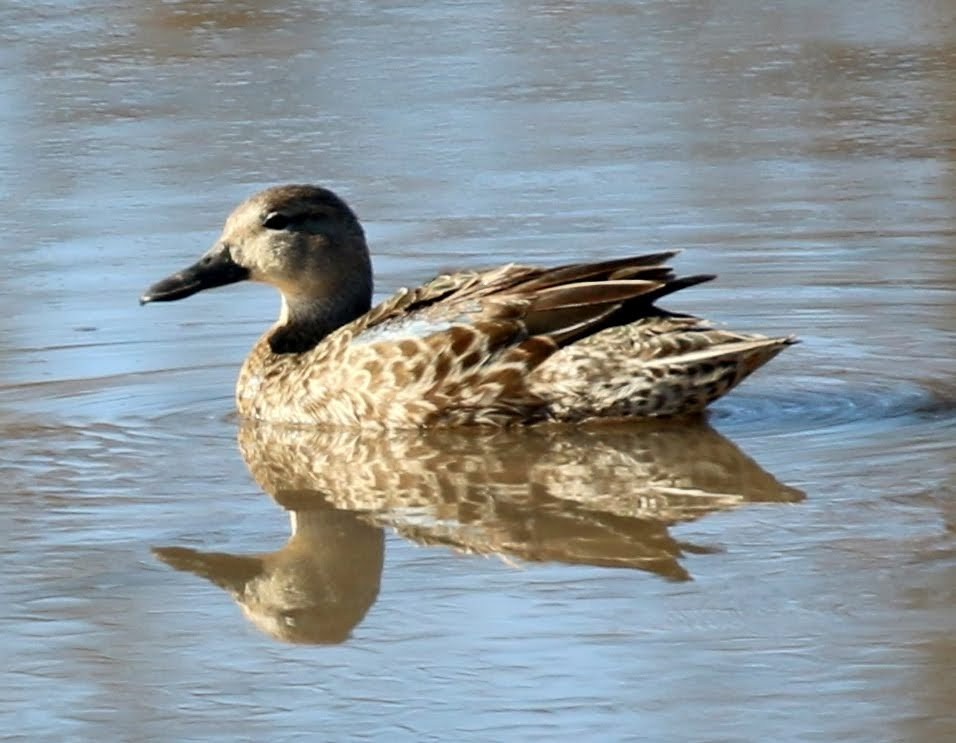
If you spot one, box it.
[348,251,712,350]
[307,253,719,426]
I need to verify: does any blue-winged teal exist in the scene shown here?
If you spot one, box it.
[141,185,795,427]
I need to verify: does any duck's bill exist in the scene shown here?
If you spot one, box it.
[140,244,249,304]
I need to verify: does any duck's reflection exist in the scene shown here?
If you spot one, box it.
[154,421,803,644]
[153,507,383,644]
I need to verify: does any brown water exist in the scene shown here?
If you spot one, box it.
[3,1,955,740]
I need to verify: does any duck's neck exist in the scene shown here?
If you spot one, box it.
[268,291,372,354]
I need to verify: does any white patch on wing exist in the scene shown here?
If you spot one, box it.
[351,314,471,346]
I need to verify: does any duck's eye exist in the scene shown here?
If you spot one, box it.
[263,212,291,230]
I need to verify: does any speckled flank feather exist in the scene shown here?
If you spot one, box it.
[532,318,793,421]
[144,184,796,428]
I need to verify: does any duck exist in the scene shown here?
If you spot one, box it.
[141,184,795,427]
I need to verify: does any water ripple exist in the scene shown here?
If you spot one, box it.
[712,377,956,437]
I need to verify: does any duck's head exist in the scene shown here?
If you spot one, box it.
[141,185,373,328]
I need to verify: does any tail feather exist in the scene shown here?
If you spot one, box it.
[642,336,794,370]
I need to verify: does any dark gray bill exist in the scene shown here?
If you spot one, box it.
[140,244,249,304]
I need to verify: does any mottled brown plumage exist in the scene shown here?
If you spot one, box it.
[141,184,796,427]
